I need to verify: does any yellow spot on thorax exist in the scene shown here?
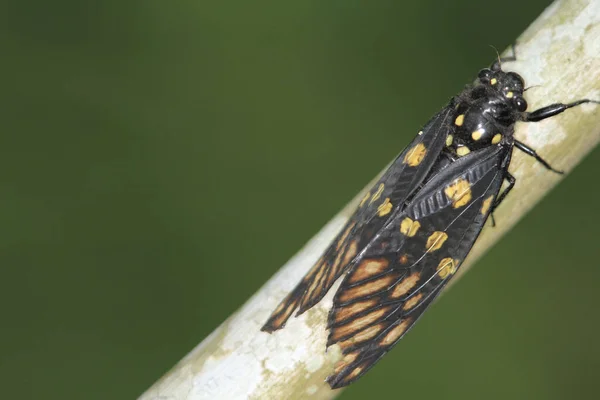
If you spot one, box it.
[437,258,458,279]
[377,198,393,216]
[403,143,427,167]
[454,114,465,126]
[490,78,497,85]
[370,183,385,204]
[480,195,494,215]
[400,217,421,237]
[506,91,514,98]
[492,133,502,144]
[471,129,483,141]
[444,178,472,208]
[456,146,471,156]
[426,231,448,252]
[446,134,453,147]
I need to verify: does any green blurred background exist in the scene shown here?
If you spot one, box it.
[2,1,599,399]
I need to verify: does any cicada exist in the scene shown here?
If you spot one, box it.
[261,52,598,388]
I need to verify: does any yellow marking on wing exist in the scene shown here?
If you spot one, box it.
[456,146,471,156]
[380,318,412,346]
[390,272,420,298]
[342,240,359,266]
[271,299,299,329]
[329,247,346,284]
[446,134,453,147]
[454,114,465,126]
[325,222,358,287]
[339,274,397,303]
[349,258,390,283]
[334,299,379,324]
[339,324,384,349]
[304,260,328,303]
[359,191,371,208]
[506,91,514,98]
[481,195,494,215]
[402,293,423,311]
[403,143,427,167]
[471,129,483,141]
[400,217,421,237]
[492,133,502,144]
[437,257,458,279]
[426,231,448,252]
[331,307,390,342]
[333,352,359,374]
[304,257,323,280]
[370,183,385,204]
[336,223,355,251]
[273,300,286,315]
[347,366,363,381]
[444,178,472,208]
[377,198,393,217]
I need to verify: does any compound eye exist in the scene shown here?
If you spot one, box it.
[507,72,525,89]
[515,97,527,112]
[478,69,493,83]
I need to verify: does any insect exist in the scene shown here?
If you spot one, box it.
[261,51,598,388]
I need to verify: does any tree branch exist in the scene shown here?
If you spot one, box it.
[139,1,600,399]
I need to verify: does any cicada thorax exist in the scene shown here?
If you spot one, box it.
[450,100,510,153]
[445,68,530,157]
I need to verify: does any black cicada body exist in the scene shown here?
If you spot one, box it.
[261,54,598,388]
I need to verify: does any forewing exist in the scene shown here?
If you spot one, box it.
[261,107,455,332]
[326,145,511,388]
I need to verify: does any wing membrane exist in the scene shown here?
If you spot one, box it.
[261,108,455,332]
[326,145,511,387]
